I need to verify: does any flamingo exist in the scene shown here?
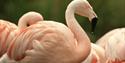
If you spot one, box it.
[0,20,18,57]
[96,28,125,63]
[96,29,120,49]
[65,0,105,62]
[5,0,98,63]
[0,11,44,63]
[0,11,43,57]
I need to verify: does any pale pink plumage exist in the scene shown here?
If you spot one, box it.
[105,29,125,63]
[18,11,44,30]
[0,11,44,63]
[97,28,125,63]
[8,21,81,63]
[0,11,43,58]
[0,20,17,57]
[96,29,120,49]
[6,0,98,63]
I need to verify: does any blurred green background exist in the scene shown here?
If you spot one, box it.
[0,0,125,42]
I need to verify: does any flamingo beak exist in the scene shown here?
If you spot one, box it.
[91,17,98,33]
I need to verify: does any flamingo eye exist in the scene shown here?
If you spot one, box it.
[27,24,30,26]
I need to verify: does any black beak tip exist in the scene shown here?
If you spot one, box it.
[91,17,98,33]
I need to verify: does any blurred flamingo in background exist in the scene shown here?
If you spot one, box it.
[0,11,44,63]
[4,0,98,63]
[96,29,120,49]
[96,28,125,63]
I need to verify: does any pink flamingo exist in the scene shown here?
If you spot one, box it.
[66,0,105,63]
[0,11,43,57]
[66,0,106,62]
[5,0,98,63]
[0,11,44,63]
[96,29,120,49]
[0,20,17,57]
[97,29,125,63]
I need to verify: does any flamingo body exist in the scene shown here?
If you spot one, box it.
[96,28,120,49]
[8,21,80,63]
[97,28,125,62]
[0,20,17,57]
[0,11,44,63]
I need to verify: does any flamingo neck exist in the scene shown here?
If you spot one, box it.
[18,19,27,30]
[65,3,91,61]
[66,5,90,42]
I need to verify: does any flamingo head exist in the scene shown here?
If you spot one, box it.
[18,11,43,29]
[73,0,98,32]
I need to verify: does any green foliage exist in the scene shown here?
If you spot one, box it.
[0,0,125,42]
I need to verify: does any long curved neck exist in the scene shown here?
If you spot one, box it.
[18,19,28,29]
[65,4,91,61]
